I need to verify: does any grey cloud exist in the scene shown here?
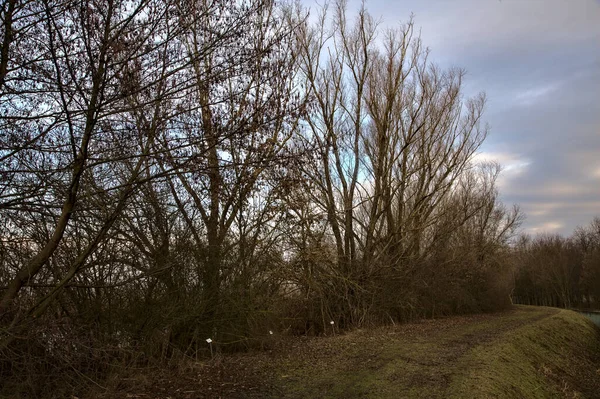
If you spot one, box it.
[303,0,600,235]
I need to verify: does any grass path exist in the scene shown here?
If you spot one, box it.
[98,306,600,398]
[267,306,561,398]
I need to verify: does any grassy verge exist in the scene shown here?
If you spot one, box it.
[266,306,600,398]
[447,308,600,398]
[88,306,600,398]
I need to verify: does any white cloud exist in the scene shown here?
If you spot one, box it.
[527,203,556,217]
[539,183,597,198]
[472,151,530,188]
[527,221,564,234]
[473,151,529,169]
[520,201,600,235]
[515,83,561,106]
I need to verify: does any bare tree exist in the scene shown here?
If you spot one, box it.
[290,0,498,326]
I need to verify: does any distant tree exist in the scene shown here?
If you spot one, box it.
[513,218,600,310]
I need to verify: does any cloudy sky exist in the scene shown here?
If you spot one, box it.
[307,0,600,236]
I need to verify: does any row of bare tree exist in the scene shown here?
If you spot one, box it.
[512,217,600,309]
[0,0,521,396]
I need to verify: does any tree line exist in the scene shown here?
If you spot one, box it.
[0,0,522,395]
[513,217,600,309]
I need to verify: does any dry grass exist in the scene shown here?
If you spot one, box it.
[82,306,600,398]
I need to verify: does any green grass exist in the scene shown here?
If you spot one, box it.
[265,306,600,398]
[447,308,600,398]
[93,306,600,398]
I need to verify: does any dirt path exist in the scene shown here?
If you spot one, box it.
[98,306,600,398]
[264,306,559,398]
